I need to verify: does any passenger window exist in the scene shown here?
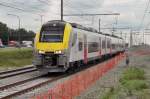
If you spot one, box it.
[79,42,83,51]
[88,42,99,53]
[107,39,111,48]
[102,40,106,49]
[72,33,77,46]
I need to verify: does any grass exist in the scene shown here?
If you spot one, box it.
[122,80,148,91]
[120,67,148,95]
[0,48,33,67]
[101,67,149,99]
[120,67,145,83]
[102,87,120,99]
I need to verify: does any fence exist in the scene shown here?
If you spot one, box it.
[32,53,125,99]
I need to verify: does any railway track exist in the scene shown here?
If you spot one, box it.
[0,54,120,99]
[0,73,65,99]
[0,66,37,79]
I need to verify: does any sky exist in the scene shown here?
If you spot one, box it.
[0,0,150,44]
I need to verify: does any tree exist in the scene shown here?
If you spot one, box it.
[0,21,35,45]
[0,22,9,44]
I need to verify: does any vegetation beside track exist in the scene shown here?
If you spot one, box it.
[0,48,33,68]
[102,67,149,99]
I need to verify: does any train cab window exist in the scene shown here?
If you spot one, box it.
[40,23,65,42]
[79,42,83,51]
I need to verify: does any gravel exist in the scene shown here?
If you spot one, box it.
[76,45,150,99]
[76,56,126,99]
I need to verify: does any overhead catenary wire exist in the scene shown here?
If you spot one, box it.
[0,1,58,17]
[64,1,120,25]
[37,0,51,6]
[0,2,30,12]
[64,1,91,22]
[12,1,46,12]
[139,0,150,30]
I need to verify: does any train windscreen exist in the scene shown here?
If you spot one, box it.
[40,23,65,42]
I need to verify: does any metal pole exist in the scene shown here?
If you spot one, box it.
[130,29,133,47]
[18,16,21,44]
[7,14,21,44]
[125,33,127,44]
[61,0,63,21]
[92,16,94,25]
[99,19,101,32]
[7,28,10,45]
[143,31,144,45]
[120,32,123,38]
[40,15,43,26]
[112,24,115,35]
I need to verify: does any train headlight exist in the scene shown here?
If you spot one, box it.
[39,50,45,54]
[55,50,62,54]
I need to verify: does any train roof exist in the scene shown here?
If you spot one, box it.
[44,20,66,26]
[70,23,99,33]
[44,20,123,39]
[70,22,123,39]
[103,33,123,39]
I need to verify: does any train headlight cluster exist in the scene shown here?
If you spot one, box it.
[55,50,62,54]
[39,50,45,54]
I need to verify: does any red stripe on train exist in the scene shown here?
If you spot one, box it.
[84,48,88,64]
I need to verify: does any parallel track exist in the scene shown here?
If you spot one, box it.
[0,75,41,91]
[0,74,65,99]
[0,66,37,79]
[0,53,122,99]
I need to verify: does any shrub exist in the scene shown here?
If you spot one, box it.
[120,67,145,82]
[123,80,148,91]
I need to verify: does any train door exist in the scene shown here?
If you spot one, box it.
[99,37,102,57]
[102,38,106,55]
[105,36,107,54]
[83,34,87,64]
[109,39,112,54]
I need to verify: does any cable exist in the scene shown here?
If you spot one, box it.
[37,0,51,6]
[139,0,150,30]
[0,1,58,16]
[64,1,93,23]
[0,2,30,12]
[12,1,45,12]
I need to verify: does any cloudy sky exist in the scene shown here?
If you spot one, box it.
[0,0,150,44]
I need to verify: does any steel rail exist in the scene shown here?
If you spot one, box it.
[0,75,66,99]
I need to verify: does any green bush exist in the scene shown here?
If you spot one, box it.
[120,67,148,95]
[102,67,148,99]
[120,67,145,82]
[102,87,116,99]
[102,87,122,99]
[123,80,148,91]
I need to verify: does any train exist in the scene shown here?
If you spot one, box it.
[33,20,125,73]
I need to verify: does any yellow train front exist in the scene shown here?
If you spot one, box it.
[33,20,72,73]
